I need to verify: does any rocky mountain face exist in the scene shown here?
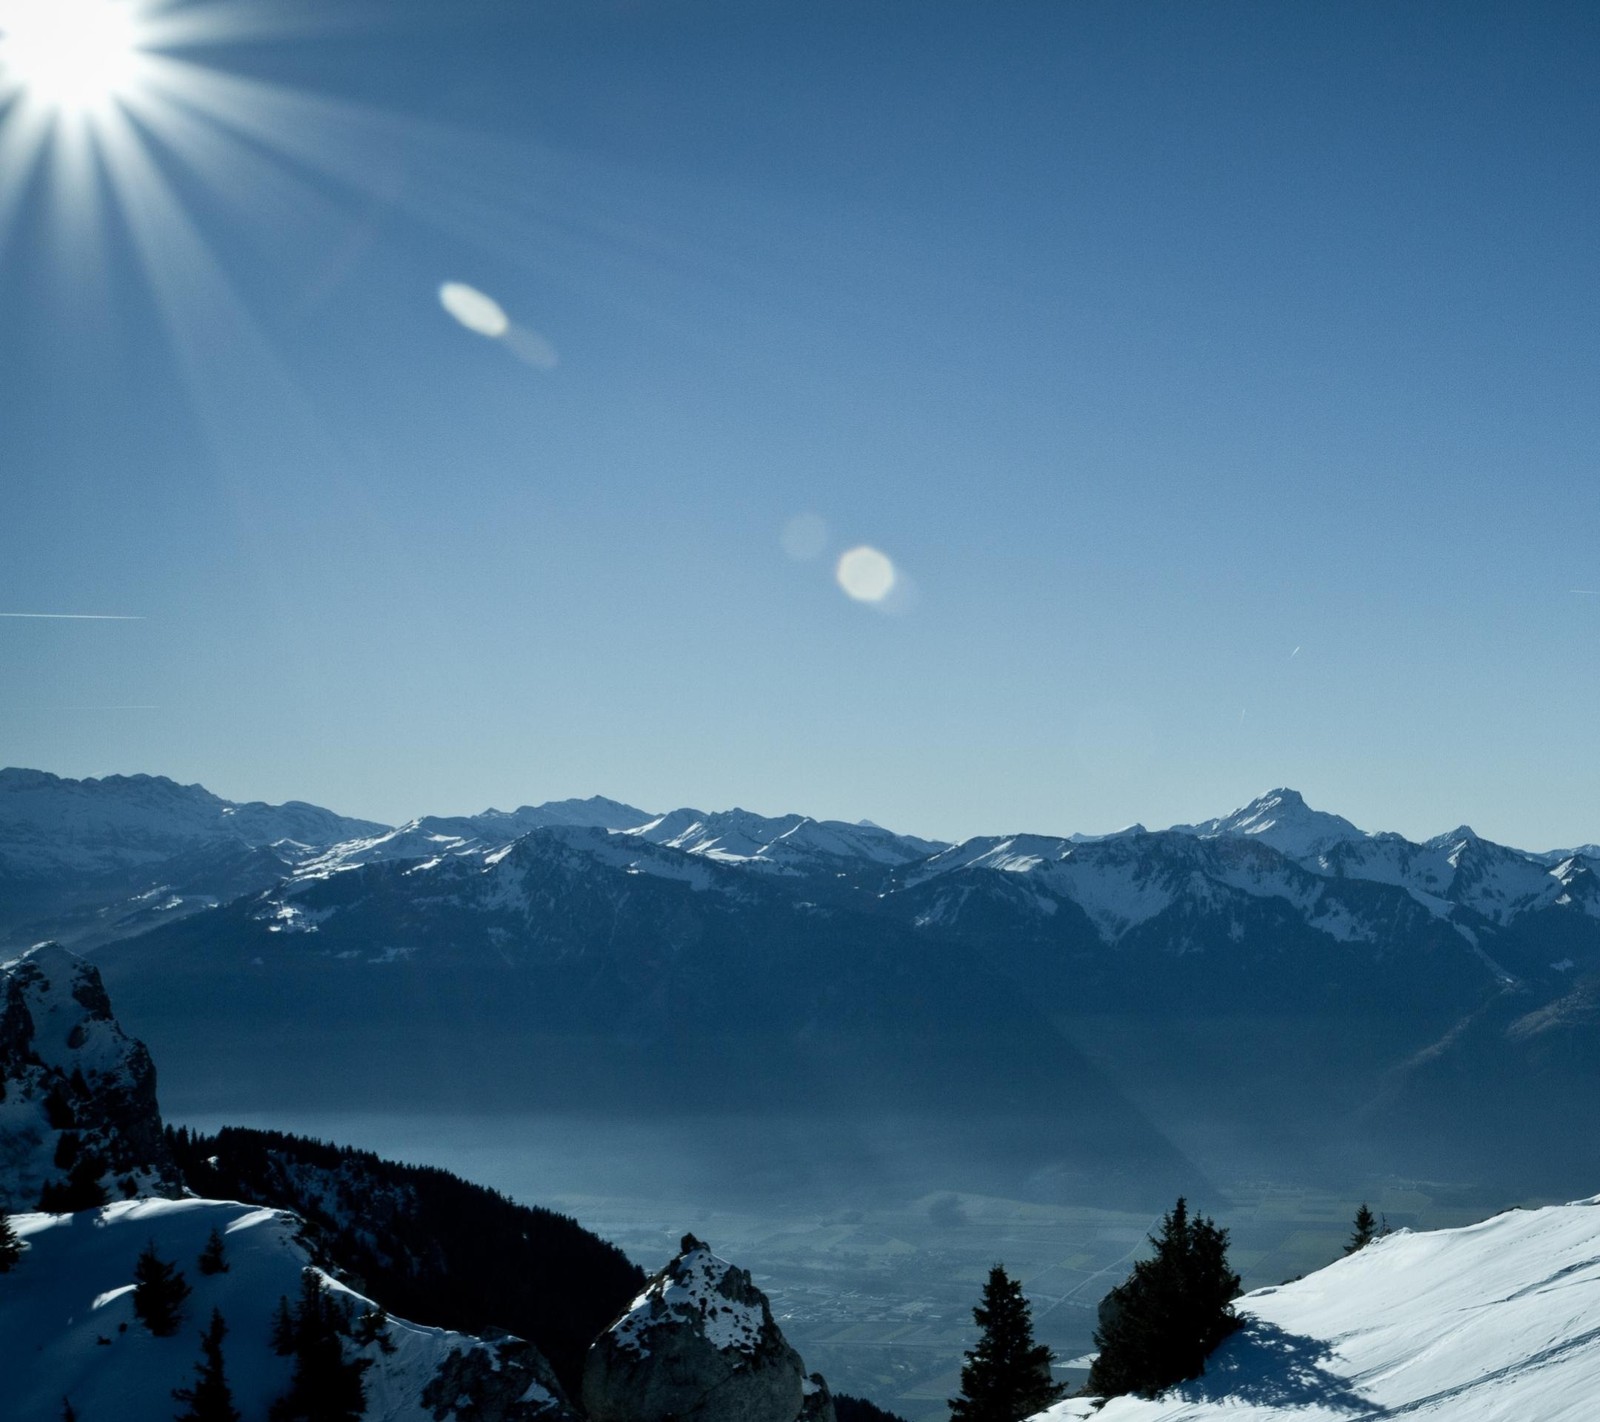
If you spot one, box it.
[0,942,180,1210]
[584,1235,835,1422]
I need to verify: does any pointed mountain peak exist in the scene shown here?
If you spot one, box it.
[1172,788,1367,860]
[1428,824,1480,848]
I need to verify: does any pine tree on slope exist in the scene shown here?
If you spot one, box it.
[172,1309,242,1422]
[1088,1197,1241,1400]
[949,1265,1064,1422]
[133,1240,192,1337]
[0,1211,23,1272]
[197,1227,230,1276]
[270,1269,371,1422]
[1345,1203,1378,1255]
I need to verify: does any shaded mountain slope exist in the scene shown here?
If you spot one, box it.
[166,1125,644,1397]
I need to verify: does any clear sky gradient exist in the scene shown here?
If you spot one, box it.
[3,0,1598,847]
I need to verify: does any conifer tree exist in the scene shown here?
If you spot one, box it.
[1088,1197,1241,1400]
[1345,1203,1378,1255]
[270,1269,372,1422]
[198,1228,230,1276]
[173,1309,242,1422]
[133,1240,192,1337]
[0,1211,23,1272]
[948,1265,1064,1422]
[270,1295,296,1355]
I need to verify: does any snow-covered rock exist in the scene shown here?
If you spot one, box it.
[1034,1196,1600,1422]
[0,941,178,1210]
[583,1234,831,1422]
[2,1196,573,1422]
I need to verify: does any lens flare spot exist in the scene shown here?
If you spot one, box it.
[439,281,510,339]
[503,325,558,370]
[836,546,897,603]
[781,514,828,562]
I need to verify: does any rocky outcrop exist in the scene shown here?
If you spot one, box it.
[0,941,178,1210]
[421,1334,578,1421]
[799,1370,838,1422]
[583,1234,835,1422]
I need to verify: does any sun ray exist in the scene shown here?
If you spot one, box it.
[0,90,50,258]
[115,76,348,243]
[94,97,326,474]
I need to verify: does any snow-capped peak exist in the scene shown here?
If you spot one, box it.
[1172,788,1368,860]
[1426,824,1480,848]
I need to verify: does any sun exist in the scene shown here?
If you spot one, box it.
[0,0,147,118]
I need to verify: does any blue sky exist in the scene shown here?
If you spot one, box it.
[3,0,1599,846]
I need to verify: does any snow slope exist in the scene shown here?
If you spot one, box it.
[0,768,386,881]
[3,1196,565,1422]
[1035,1196,1600,1422]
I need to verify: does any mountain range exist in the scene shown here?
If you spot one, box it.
[8,768,1600,1197]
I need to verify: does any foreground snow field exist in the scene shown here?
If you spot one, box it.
[2,1196,560,1422]
[1034,1196,1600,1421]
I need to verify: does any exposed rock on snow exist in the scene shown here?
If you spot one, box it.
[0,941,178,1209]
[420,1336,576,1422]
[583,1234,830,1422]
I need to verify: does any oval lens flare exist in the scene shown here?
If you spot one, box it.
[439,282,510,339]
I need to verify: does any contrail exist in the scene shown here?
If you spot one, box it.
[1572,590,1600,597]
[1,706,159,712]
[0,612,145,619]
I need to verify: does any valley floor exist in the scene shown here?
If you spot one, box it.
[175,1109,1530,1422]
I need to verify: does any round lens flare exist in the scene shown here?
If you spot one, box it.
[836,546,897,604]
[0,0,145,116]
